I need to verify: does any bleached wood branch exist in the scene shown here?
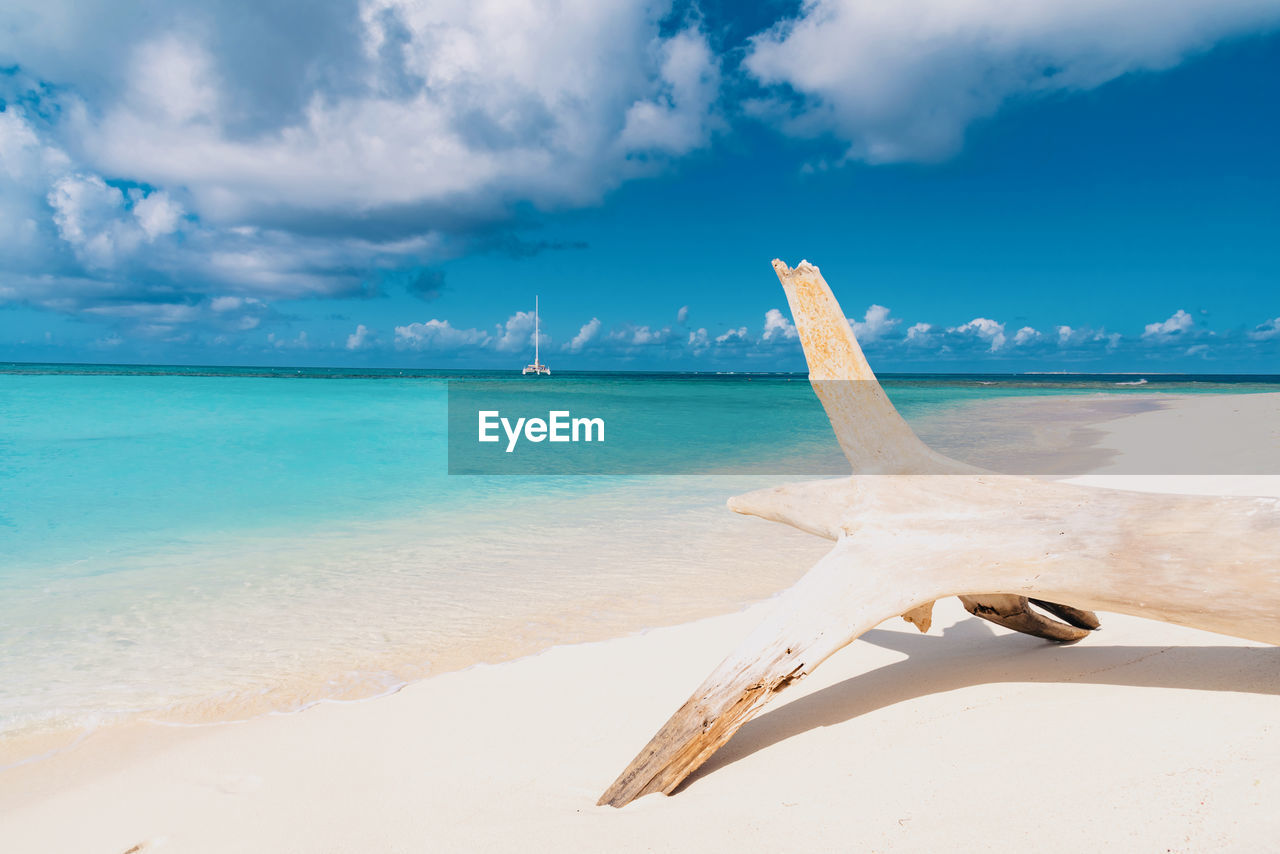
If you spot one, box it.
[598,260,1280,808]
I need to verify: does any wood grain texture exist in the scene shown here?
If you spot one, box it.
[598,260,1278,808]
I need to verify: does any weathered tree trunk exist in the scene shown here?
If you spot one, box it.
[598,260,1280,808]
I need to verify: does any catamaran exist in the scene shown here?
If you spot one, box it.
[521,295,550,375]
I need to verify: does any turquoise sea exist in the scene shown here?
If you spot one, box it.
[2,364,1278,763]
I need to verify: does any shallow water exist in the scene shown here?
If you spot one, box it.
[1,365,1276,762]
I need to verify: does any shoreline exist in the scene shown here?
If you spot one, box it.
[3,392,1276,761]
[0,476,840,769]
[2,391,1278,850]
[0,390,1160,763]
[0,498,832,770]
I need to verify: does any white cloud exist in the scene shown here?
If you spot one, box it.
[1249,318,1280,341]
[127,35,222,125]
[2,108,185,276]
[394,318,490,350]
[714,326,749,345]
[1,107,382,315]
[0,106,71,186]
[3,1,1275,356]
[52,3,721,224]
[564,317,602,352]
[1057,324,1120,350]
[55,293,272,340]
[905,322,934,345]
[0,4,724,320]
[492,311,537,352]
[761,307,798,341]
[687,327,709,355]
[346,324,374,350]
[744,0,1280,162]
[47,174,143,267]
[1143,309,1194,338]
[619,28,722,155]
[949,317,1007,351]
[132,190,183,239]
[849,304,898,341]
[394,309,557,354]
[1013,326,1041,345]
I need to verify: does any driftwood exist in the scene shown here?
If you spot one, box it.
[599,259,1280,808]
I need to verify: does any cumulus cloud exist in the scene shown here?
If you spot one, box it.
[905,322,934,346]
[714,326,749,345]
[131,191,184,239]
[1057,325,1121,350]
[47,174,148,267]
[0,3,722,325]
[1143,309,1194,338]
[346,323,374,350]
[2,1,1275,360]
[849,304,898,341]
[394,318,490,351]
[949,317,1007,352]
[45,173,182,266]
[386,307,553,356]
[761,308,798,341]
[619,27,723,155]
[491,311,538,352]
[0,97,72,194]
[235,298,1280,365]
[744,0,1280,162]
[15,3,721,225]
[1012,326,1042,346]
[1248,317,1280,341]
[0,105,423,315]
[564,317,602,352]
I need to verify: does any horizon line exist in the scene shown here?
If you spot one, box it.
[3,359,1280,379]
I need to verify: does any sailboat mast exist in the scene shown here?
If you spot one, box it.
[534,295,539,364]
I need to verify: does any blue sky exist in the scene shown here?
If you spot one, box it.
[1,0,1278,371]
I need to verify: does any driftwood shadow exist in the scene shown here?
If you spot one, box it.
[681,617,1280,791]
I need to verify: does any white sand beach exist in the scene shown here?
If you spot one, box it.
[2,392,1278,853]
